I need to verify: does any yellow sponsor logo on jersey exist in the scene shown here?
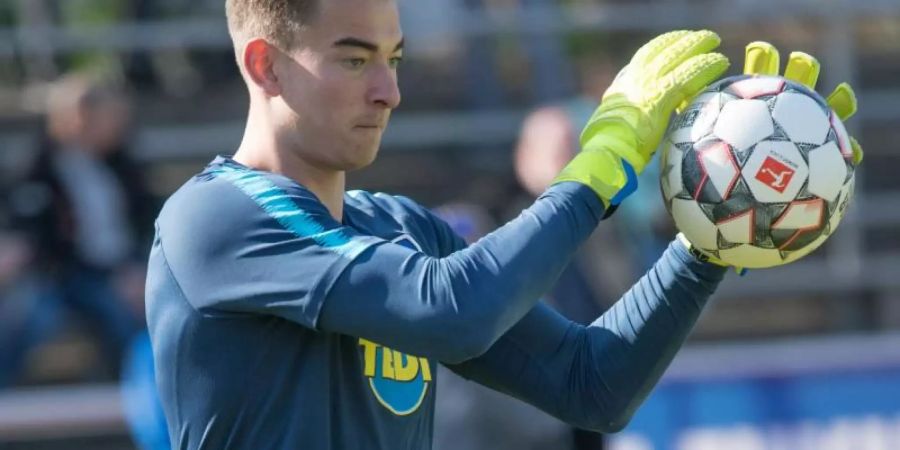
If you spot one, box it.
[359,338,432,416]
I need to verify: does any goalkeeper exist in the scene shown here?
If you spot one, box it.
[146,0,861,448]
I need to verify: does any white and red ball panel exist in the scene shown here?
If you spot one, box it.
[780,233,829,265]
[717,209,755,245]
[771,92,832,145]
[681,139,724,204]
[770,198,826,251]
[717,245,783,269]
[713,99,775,151]
[669,197,720,251]
[668,92,730,145]
[696,141,741,201]
[723,76,786,99]
[772,198,825,231]
[806,141,848,203]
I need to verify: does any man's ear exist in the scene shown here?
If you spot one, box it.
[243,38,281,97]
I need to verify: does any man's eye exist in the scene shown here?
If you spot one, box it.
[389,56,404,69]
[342,58,366,69]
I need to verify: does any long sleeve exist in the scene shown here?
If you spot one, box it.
[447,239,727,432]
[318,182,604,363]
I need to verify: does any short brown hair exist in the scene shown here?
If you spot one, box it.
[225,0,319,51]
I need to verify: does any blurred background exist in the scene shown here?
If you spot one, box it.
[0,0,898,449]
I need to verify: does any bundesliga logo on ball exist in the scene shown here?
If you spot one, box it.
[660,75,857,269]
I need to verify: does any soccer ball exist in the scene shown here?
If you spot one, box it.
[660,75,856,268]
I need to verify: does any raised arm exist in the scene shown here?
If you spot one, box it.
[318,182,601,362]
[446,239,726,433]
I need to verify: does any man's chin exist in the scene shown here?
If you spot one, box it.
[342,143,380,171]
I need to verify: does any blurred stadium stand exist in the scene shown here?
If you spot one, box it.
[0,0,898,448]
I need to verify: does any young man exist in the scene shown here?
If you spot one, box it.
[146,0,862,448]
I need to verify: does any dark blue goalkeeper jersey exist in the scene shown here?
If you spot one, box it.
[146,156,726,450]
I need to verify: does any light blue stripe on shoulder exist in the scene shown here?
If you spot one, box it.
[210,164,373,258]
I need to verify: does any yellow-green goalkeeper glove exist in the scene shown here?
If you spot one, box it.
[553,30,730,217]
[683,41,864,273]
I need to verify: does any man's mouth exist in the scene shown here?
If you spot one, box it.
[355,115,388,130]
[354,123,385,134]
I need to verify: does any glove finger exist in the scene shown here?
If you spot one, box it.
[850,136,864,166]
[784,51,821,89]
[630,30,692,68]
[826,82,858,121]
[743,41,780,75]
[663,52,730,113]
[648,30,722,78]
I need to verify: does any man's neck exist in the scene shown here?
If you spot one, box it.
[233,127,346,222]
[289,160,346,222]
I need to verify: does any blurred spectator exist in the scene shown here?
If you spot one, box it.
[0,73,156,386]
[512,56,616,322]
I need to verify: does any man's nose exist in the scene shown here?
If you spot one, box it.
[368,65,401,109]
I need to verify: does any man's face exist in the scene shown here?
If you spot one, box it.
[273,0,402,171]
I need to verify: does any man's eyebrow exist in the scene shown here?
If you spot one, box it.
[332,37,404,52]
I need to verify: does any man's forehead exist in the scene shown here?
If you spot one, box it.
[304,0,402,49]
[333,36,404,53]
